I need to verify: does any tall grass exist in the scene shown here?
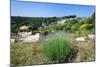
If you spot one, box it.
[40,32,76,63]
[11,42,39,66]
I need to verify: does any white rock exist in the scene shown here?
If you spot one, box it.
[57,19,66,25]
[11,38,15,44]
[88,34,95,40]
[51,30,55,33]
[27,32,32,35]
[23,33,40,43]
[18,32,32,38]
[21,32,27,38]
[19,25,28,30]
[18,32,21,35]
[75,37,86,42]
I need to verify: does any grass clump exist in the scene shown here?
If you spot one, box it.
[41,32,76,63]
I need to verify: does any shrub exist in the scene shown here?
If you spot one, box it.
[40,32,75,63]
[40,29,48,35]
[79,24,93,30]
[32,30,39,35]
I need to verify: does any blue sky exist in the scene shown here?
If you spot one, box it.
[11,1,95,17]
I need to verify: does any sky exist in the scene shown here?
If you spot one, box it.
[11,1,95,17]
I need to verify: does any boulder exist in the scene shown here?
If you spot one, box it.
[19,25,28,30]
[11,38,15,44]
[23,33,40,43]
[88,34,95,40]
[75,37,87,42]
[18,32,32,38]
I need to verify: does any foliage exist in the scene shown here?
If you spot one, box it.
[75,29,91,37]
[11,12,95,36]
[79,24,93,30]
[71,23,79,32]
[62,15,76,19]
[40,32,76,63]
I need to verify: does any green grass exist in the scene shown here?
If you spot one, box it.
[40,32,76,63]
